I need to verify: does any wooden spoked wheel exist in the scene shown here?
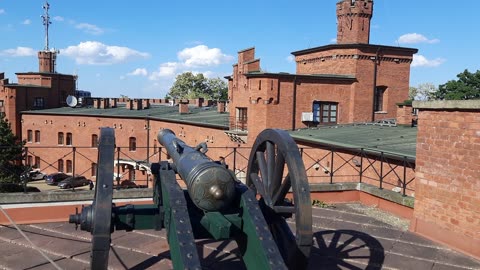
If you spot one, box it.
[246,129,312,269]
[90,128,115,270]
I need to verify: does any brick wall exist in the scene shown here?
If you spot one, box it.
[412,100,480,259]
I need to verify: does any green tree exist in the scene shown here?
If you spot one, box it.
[166,72,228,100]
[0,114,25,183]
[409,83,437,101]
[434,69,480,100]
[206,77,228,100]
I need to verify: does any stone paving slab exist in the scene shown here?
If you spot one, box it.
[0,203,479,270]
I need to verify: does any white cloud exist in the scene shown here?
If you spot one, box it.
[330,38,337,43]
[61,41,150,65]
[148,45,233,82]
[178,45,234,67]
[286,55,295,63]
[412,54,445,67]
[0,9,5,15]
[149,62,180,80]
[398,33,439,44]
[22,19,31,25]
[128,68,148,76]
[0,47,36,57]
[53,16,64,22]
[76,23,104,35]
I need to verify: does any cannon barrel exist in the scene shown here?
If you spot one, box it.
[157,129,236,211]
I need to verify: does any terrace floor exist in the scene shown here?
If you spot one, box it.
[1,203,479,270]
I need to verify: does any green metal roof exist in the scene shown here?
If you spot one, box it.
[289,124,417,160]
[21,104,230,129]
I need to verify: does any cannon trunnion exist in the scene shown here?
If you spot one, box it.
[69,128,313,269]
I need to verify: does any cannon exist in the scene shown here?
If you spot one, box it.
[69,127,312,269]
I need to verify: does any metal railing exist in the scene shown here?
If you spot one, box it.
[6,144,415,196]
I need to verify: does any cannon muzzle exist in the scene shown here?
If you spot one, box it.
[157,129,236,211]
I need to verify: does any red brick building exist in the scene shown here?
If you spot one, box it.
[226,0,417,143]
[0,50,76,138]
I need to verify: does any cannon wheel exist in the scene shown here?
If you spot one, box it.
[246,129,312,269]
[90,128,116,270]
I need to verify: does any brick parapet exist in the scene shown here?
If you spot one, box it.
[412,101,480,258]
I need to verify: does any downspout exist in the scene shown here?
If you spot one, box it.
[371,47,380,122]
[146,117,150,186]
[292,76,297,130]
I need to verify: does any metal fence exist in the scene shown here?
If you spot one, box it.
[13,144,415,195]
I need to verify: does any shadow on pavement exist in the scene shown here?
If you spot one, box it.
[309,229,385,270]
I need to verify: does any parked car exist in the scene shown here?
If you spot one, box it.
[58,176,91,189]
[45,172,70,185]
[28,169,47,181]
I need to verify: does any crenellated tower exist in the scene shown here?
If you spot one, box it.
[336,0,373,44]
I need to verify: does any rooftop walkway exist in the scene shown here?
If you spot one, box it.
[1,203,479,270]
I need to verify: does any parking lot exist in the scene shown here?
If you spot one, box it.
[26,180,92,192]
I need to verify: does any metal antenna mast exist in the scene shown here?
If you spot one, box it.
[41,1,51,51]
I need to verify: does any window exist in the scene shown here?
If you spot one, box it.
[374,86,387,112]
[129,137,137,151]
[258,80,262,90]
[91,134,98,147]
[33,97,45,109]
[58,132,64,145]
[34,130,40,143]
[27,155,33,166]
[0,100,4,107]
[91,163,97,177]
[27,130,33,142]
[235,107,248,130]
[66,160,73,173]
[313,102,338,124]
[58,159,64,172]
[66,133,72,145]
[35,156,40,168]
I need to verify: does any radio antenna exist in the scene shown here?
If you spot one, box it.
[41,1,51,51]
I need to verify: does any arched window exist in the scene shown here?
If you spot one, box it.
[34,130,40,143]
[58,132,64,145]
[129,137,136,151]
[91,134,98,147]
[66,160,73,173]
[66,133,73,145]
[58,159,64,172]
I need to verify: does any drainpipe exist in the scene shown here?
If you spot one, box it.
[371,47,381,122]
[146,118,150,186]
[292,76,297,130]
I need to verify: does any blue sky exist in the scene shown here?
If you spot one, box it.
[0,0,478,98]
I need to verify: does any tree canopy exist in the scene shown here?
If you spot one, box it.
[0,114,25,183]
[409,83,437,101]
[166,72,228,100]
[434,69,480,100]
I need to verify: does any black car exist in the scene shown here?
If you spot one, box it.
[45,172,70,185]
[58,176,91,189]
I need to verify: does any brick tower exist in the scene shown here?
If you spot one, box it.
[38,51,56,73]
[336,0,374,44]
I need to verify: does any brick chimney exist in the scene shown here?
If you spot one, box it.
[179,102,189,114]
[126,99,133,110]
[93,98,100,109]
[396,102,416,126]
[218,101,226,113]
[110,98,118,108]
[131,99,142,110]
[142,99,150,109]
[99,98,109,109]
